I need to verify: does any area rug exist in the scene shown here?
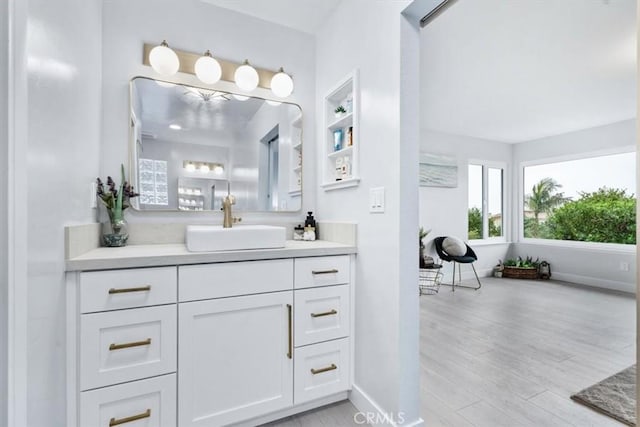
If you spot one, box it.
[571,365,636,426]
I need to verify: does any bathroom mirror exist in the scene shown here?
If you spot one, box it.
[129,77,302,212]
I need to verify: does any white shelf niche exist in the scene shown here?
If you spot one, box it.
[322,69,359,191]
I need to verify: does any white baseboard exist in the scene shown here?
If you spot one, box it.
[551,272,635,294]
[349,384,424,427]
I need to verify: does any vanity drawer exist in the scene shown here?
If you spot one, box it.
[80,305,177,391]
[294,256,350,289]
[179,259,293,301]
[295,284,350,347]
[80,267,177,313]
[294,338,350,405]
[80,373,176,427]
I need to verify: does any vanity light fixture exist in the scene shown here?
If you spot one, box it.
[143,44,295,98]
[183,160,224,175]
[270,68,294,98]
[194,50,222,84]
[169,123,182,130]
[149,40,180,76]
[234,60,259,92]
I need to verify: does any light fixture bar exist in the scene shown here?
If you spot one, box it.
[143,43,277,89]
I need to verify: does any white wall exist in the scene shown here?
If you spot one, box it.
[316,1,421,424]
[511,120,637,293]
[419,129,512,278]
[24,0,103,425]
[102,0,315,224]
[0,0,8,423]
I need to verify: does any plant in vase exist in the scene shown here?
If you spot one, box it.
[96,164,139,247]
[419,227,431,268]
[334,105,346,118]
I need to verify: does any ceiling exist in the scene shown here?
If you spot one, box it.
[420,0,637,143]
[200,0,343,34]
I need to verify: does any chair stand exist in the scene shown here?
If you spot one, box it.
[440,262,482,291]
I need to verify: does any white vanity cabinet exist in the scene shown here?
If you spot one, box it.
[67,250,355,427]
[177,260,295,426]
[68,267,178,427]
[178,292,294,426]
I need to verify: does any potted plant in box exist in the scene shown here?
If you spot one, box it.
[502,256,540,279]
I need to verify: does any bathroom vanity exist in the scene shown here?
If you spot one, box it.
[65,240,356,427]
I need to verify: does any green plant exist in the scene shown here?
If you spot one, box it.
[96,164,139,232]
[334,105,346,114]
[546,187,636,244]
[419,227,430,241]
[524,178,570,237]
[503,256,540,268]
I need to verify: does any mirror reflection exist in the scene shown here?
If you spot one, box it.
[130,77,302,212]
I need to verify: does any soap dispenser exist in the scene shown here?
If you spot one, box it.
[303,212,317,241]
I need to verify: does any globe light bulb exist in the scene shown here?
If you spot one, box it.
[194,50,222,84]
[149,40,179,76]
[234,59,259,91]
[270,68,294,98]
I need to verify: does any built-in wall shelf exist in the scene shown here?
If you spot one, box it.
[328,146,353,160]
[321,177,361,192]
[289,111,303,196]
[322,70,359,191]
[328,113,353,131]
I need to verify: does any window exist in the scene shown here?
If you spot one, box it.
[468,163,504,240]
[138,158,168,206]
[522,151,636,245]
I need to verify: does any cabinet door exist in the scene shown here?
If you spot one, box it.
[179,292,293,426]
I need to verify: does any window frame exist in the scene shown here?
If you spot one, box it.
[468,159,508,244]
[518,146,636,251]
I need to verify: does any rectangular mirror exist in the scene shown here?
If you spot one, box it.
[129,77,303,212]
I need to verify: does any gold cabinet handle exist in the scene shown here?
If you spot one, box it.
[109,338,151,351]
[108,285,151,294]
[311,364,337,375]
[287,304,292,359]
[109,409,151,426]
[310,309,338,318]
[311,269,338,275]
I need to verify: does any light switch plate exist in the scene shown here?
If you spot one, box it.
[90,182,97,209]
[369,187,385,213]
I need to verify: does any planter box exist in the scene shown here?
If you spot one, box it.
[502,266,538,280]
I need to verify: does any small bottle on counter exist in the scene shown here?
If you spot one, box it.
[293,224,304,241]
[303,212,317,241]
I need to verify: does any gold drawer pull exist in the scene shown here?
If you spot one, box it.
[311,269,338,275]
[310,309,338,318]
[109,338,151,351]
[109,409,151,426]
[311,364,337,375]
[108,285,151,294]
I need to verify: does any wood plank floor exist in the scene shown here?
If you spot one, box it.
[267,278,636,426]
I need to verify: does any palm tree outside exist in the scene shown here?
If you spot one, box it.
[525,177,570,237]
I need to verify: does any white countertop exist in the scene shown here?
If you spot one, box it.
[66,240,357,271]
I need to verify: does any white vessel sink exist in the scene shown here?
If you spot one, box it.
[185,225,287,252]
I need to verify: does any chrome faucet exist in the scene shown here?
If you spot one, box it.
[221,182,236,228]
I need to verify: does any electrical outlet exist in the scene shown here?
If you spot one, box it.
[619,261,630,272]
[369,187,385,213]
